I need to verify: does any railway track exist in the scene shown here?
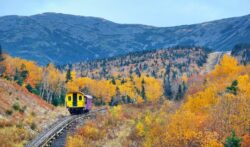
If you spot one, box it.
[25,108,107,147]
[202,51,224,73]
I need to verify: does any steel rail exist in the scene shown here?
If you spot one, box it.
[25,108,107,147]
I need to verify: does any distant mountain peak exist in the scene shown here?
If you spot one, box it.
[0,13,250,65]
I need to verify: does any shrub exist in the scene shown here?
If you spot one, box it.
[19,106,26,113]
[30,122,37,130]
[226,80,238,95]
[77,124,100,140]
[31,111,36,117]
[66,135,86,147]
[16,122,24,128]
[5,109,13,115]
[0,120,13,128]
[12,102,20,111]
[25,83,33,92]
[0,126,32,146]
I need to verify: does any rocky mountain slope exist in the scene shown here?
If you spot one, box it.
[0,13,250,65]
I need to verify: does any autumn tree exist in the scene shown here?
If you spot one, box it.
[40,64,65,104]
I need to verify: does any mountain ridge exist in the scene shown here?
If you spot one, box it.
[0,12,250,65]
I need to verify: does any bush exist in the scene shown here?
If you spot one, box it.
[19,106,26,113]
[31,111,36,117]
[16,122,24,128]
[31,88,39,95]
[0,126,32,146]
[30,122,37,130]
[5,109,13,115]
[77,124,100,140]
[226,80,238,95]
[12,102,20,111]
[0,120,13,128]
[66,135,86,147]
[25,83,33,92]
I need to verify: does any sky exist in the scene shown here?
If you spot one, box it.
[0,0,250,27]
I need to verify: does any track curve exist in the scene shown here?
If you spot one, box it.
[25,108,107,147]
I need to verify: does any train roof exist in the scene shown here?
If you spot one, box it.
[66,91,85,95]
[84,95,93,99]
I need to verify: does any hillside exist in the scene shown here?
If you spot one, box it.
[0,78,67,146]
[0,13,250,65]
[71,46,210,99]
[0,78,52,114]
[66,55,250,147]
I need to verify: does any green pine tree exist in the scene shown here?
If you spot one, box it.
[66,68,72,83]
[226,80,238,95]
[141,79,146,101]
[224,130,241,147]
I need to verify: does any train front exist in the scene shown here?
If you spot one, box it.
[65,92,93,114]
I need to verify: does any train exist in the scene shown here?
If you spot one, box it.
[65,92,93,114]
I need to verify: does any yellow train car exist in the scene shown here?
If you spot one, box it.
[65,91,85,114]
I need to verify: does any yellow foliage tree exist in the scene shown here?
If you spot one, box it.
[183,85,218,114]
[135,121,145,137]
[212,55,241,77]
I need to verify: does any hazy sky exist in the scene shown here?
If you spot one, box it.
[1,0,250,26]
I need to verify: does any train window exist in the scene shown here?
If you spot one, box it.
[79,96,82,101]
[68,96,71,101]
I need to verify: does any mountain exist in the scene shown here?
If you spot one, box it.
[0,12,250,65]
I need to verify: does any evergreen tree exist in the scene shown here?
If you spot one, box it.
[164,64,173,99]
[152,70,156,78]
[226,80,238,95]
[182,81,187,93]
[141,79,146,101]
[14,68,23,86]
[66,68,72,83]
[129,67,133,75]
[121,78,126,84]
[176,84,183,100]
[26,83,33,92]
[0,44,6,76]
[135,67,141,77]
[164,76,172,99]
[111,76,116,85]
[20,64,28,79]
[224,130,241,147]
[0,44,3,62]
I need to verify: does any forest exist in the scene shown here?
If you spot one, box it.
[67,55,250,147]
[71,46,210,100]
[0,45,249,146]
[0,46,210,106]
